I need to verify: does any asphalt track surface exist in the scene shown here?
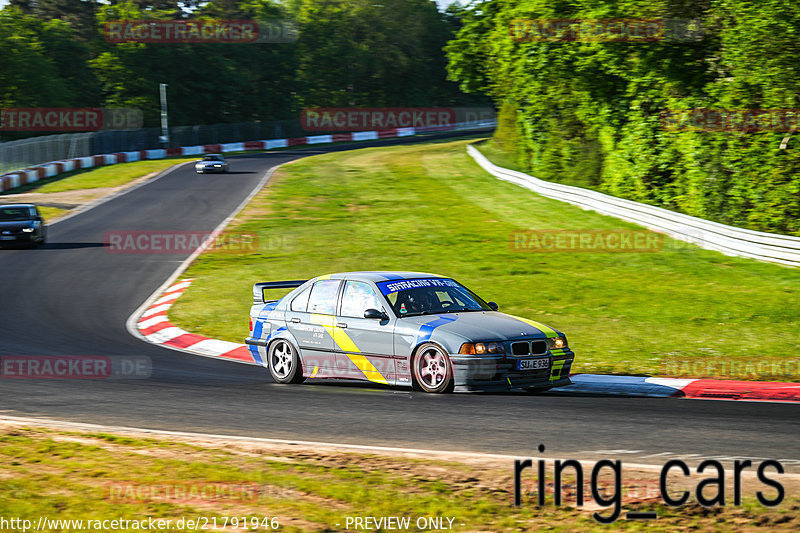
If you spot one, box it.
[0,135,798,472]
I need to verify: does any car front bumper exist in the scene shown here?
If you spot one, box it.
[196,166,226,173]
[450,349,575,392]
[0,233,39,245]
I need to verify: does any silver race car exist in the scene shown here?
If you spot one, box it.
[195,154,229,174]
[245,271,575,393]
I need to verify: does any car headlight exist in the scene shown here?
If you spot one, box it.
[547,336,568,350]
[22,227,35,233]
[459,342,505,355]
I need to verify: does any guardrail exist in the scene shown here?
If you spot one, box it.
[467,144,800,267]
[0,121,494,194]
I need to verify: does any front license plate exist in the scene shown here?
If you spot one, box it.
[518,358,551,371]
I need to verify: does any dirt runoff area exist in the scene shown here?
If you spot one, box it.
[0,415,798,532]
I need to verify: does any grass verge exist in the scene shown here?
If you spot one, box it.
[167,138,800,381]
[0,424,797,532]
[31,158,198,194]
[1,158,198,196]
[0,157,197,223]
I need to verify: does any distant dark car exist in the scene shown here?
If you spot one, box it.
[0,204,46,247]
[195,154,229,174]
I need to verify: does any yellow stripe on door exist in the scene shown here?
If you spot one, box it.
[309,314,388,385]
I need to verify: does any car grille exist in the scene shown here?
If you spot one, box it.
[510,340,548,356]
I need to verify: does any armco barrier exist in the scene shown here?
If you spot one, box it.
[0,121,495,194]
[467,144,800,267]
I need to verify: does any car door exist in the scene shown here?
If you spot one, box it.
[333,280,396,385]
[285,279,340,377]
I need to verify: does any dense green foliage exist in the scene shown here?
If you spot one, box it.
[0,0,474,129]
[446,1,800,235]
[170,139,800,378]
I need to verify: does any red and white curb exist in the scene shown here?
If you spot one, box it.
[136,279,255,364]
[136,281,800,402]
[0,123,486,193]
[566,374,800,402]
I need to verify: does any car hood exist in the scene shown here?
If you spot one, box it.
[398,311,558,342]
[0,221,34,231]
[197,160,224,165]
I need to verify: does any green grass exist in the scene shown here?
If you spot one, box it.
[169,138,800,381]
[1,158,196,196]
[1,426,797,532]
[476,139,528,173]
[31,158,198,194]
[36,205,69,222]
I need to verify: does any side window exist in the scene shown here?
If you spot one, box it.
[307,279,340,315]
[290,286,311,312]
[340,281,382,318]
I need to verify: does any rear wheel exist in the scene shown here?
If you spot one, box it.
[268,339,304,384]
[412,343,454,393]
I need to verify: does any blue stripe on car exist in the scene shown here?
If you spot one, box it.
[252,319,264,339]
[267,326,287,341]
[253,301,281,340]
[251,324,288,367]
[249,344,263,365]
[260,301,279,314]
[415,315,457,346]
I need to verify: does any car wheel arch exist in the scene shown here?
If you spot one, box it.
[410,341,455,393]
[266,335,305,384]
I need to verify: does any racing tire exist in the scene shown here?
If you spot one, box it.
[412,343,454,393]
[268,339,304,384]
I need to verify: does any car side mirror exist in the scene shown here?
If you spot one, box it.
[364,308,388,320]
[488,301,499,311]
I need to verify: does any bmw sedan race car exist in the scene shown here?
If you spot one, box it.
[195,154,229,174]
[0,203,46,248]
[245,272,575,393]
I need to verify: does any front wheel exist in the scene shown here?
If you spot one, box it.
[412,343,454,393]
[268,339,304,384]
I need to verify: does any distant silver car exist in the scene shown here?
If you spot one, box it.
[195,154,229,174]
[245,271,575,393]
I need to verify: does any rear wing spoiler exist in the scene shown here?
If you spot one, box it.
[253,280,307,304]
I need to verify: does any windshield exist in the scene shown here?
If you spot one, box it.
[203,155,223,161]
[0,207,35,221]
[376,278,491,317]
